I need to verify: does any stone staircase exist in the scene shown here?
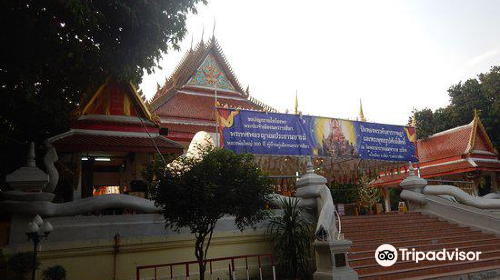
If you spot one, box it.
[342,212,500,279]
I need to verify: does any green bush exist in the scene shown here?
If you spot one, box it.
[330,182,359,204]
[42,265,66,280]
[7,252,39,280]
[267,198,313,280]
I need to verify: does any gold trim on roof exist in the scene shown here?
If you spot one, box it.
[80,78,158,123]
[468,111,497,155]
[81,78,111,115]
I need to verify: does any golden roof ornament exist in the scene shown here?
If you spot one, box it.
[359,99,366,122]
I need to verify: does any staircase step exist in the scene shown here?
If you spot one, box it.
[341,213,426,224]
[359,257,500,280]
[351,249,500,271]
[342,218,444,231]
[344,227,475,242]
[345,229,482,244]
[349,239,500,260]
[343,222,461,236]
[350,232,497,252]
[405,265,500,280]
[341,212,421,221]
[344,212,500,279]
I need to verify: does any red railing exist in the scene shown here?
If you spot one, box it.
[136,253,275,280]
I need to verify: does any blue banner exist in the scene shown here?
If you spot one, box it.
[217,109,417,162]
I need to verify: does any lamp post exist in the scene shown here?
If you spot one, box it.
[26,215,53,280]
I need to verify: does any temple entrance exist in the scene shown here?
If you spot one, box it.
[79,152,151,199]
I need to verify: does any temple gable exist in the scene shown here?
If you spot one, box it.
[187,52,236,91]
[81,80,153,122]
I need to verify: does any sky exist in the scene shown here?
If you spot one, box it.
[140,0,500,126]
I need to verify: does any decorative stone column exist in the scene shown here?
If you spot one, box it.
[6,142,50,193]
[295,160,358,280]
[1,143,54,245]
[313,239,358,280]
[399,163,427,210]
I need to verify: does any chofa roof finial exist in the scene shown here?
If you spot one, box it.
[212,17,216,39]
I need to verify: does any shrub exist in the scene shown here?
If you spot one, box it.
[267,198,313,279]
[7,252,39,280]
[42,265,66,280]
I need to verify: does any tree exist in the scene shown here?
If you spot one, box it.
[7,252,39,280]
[330,181,359,204]
[357,176,381,213]
[413,66,500,148]
[266,198,312,280]
[152,148,273,280]
[42,265,67,280]
[0,0,205,186]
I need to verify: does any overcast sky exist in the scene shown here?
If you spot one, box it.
[140,0,500,125]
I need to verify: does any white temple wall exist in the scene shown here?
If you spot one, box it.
[5,214,271,280]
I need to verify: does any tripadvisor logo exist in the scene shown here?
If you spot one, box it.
[375,244,481,267]
[375,244,398,267]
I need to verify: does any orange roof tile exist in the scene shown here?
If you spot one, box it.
[154,93,261,122]
[417,123,473,163]
[372,115,499,187]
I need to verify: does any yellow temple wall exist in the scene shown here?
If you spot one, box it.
[7,230,271,280]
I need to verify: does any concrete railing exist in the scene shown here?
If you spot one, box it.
[400,165,500,235]
[0,193,160,217]
[423,185,500,209]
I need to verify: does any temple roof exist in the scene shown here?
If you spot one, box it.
[155,92,262,122]
[148,36,277,142]
[48,79,184,154]
[418,114,497,163]
[371,115,499,187]
[151,38,244,107]
[79,78,156,123]
[49,132,182,154]
[150,37,276,114]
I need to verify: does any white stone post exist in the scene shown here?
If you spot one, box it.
[313,239,358,280]
[295,160,358,280]
[383,187,391,213]
[399,163,427,210]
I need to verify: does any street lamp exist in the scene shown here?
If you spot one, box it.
[26,215,53,280]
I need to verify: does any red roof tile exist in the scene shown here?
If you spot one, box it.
[475,160,500,169]
[163,123,214,133]
[51,133,183,154]
[417,123,473,163]
[154,93,261,121]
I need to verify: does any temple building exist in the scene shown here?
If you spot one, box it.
[48,79,183,200]
[150,36,276,147]
[371,113,500,196]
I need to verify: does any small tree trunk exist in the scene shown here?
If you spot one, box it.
[198,261,206,280]
[196,224,218,280]
[195,236,207,280]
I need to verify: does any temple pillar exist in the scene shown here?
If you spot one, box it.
[383,187,391,212]
[81,157,95,198]
[489,172,499,193]
[74,158,82,200]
